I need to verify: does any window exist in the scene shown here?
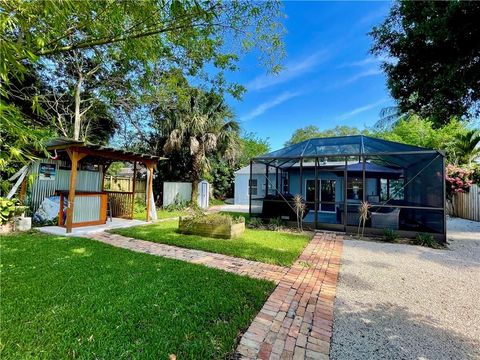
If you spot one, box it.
[249,179,258,196]
[305,179,336,212]
[380,178,404,201]
[347,178,363,201]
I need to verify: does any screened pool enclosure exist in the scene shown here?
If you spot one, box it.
[248,135,446,242]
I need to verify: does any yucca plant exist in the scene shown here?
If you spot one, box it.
[357,201,371,239]
[293,194,306,232]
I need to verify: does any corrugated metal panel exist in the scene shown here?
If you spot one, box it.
[73,196,101,223]
[29,159,102,212]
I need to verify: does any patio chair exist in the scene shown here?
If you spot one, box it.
[371,207,400,230]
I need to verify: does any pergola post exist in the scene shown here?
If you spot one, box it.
[146,162,154,222]
[65,150,87,233]
[130,161,137,219]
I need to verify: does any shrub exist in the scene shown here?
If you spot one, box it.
[181,213,244,229]
[133,197,146,215]
[164,193,189,212]
[382,228,399,242]
[414,233,438,248]
[267,217,283,231]
[0,198,19,225]
[247,217,263,229]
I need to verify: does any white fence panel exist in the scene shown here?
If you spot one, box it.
[163,182,192,207]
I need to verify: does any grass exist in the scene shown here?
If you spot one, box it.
[133,208,189,220]
[112,219,310,266]
[0,232,274,359]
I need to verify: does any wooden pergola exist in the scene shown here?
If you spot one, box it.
[46,138,163,233]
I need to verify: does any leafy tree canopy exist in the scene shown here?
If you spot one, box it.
[238,132,270,167]
[370,1,480,125]
[284,125,365,146]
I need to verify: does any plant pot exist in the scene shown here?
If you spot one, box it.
[14,216,32,231]
[178,217,245,239]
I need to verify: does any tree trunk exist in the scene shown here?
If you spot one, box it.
[190,153,202,206]
[73,74,83,140]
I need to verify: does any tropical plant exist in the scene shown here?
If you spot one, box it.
[161,90,240,199]
[0,198,19,225]
[453,130,480,165]
[357,201,371,239]
[445,164,474,216]
[247,217,263,229]
[293,194,306,232]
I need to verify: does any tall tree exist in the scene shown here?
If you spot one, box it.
[1,0,284,173]
[238,132,270,167]
[370,1,480,125]
[158,89,240,199]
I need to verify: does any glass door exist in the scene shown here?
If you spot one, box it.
[320,180,336,212]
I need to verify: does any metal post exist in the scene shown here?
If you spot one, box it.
[362,155,366,202]
[275,167,279,195]
[249,160,253,217]
[299,158,303,196]
[265,163,269,197]
[344,156,348,231]
[442,155,447,242]
[314,157,318,229]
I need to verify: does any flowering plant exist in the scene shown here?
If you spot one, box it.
[445,164,473,194]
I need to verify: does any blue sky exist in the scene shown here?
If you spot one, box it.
[226,1,394,150]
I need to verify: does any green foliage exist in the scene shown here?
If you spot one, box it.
[414,233,438,248]
[106,162,125,176]
[247,217,264,229]
[164,193,189,212]
[208,157,235,199]
[1,231,274,359]
[453,130,480,165]
[238,132,271,166]
[382,228,399,243]
[1,0,284,190]
[113,219,310,266]
[370,1,480,124]
[181,213,244,230]
[285,125,365,146]
[268,217,284,231]
[0,198,19,225]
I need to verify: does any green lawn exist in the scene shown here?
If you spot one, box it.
[133,208,188,220]
[112,220,309,266]
[0,232,274,359]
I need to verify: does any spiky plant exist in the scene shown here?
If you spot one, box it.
[293,194,306,232]
[357,201,371,239]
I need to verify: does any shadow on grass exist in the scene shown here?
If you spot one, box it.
[331,302,479,360]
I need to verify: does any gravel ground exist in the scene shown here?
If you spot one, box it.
[330,217,480,360]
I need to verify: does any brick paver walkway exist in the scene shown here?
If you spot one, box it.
[87,231,343,359]
[88,232,289,283]
[236,232,343,360]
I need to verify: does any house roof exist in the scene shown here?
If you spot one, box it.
[255,135,438,160]
[45,137,166,164]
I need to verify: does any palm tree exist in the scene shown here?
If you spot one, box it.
[160,89,240,200]
[454,129,480,165]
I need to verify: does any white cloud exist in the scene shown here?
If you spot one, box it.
[336,98,388,120]
[339,55,395,68]
[246,50,328,91]
[241,91,302,121]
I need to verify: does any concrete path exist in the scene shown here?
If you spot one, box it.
[88,232,289,283]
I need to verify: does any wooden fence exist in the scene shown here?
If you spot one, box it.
[450,183,480,222]
[104,176,146,200]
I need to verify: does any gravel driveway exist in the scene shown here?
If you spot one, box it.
[331,217,480,360]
